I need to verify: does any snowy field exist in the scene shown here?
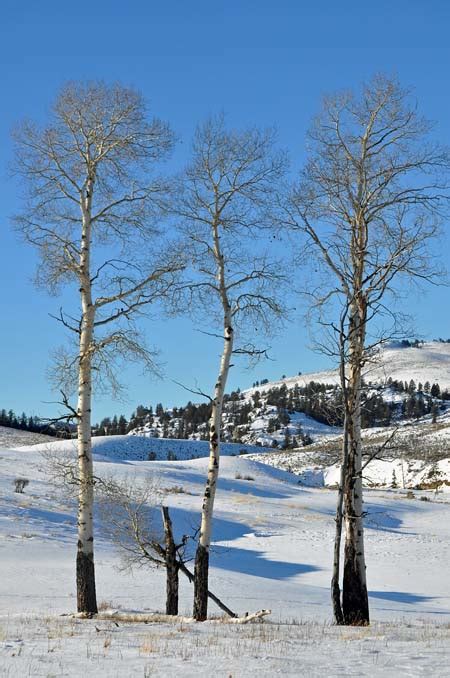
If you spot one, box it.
[244,341,450,395]
[249,446,450,490]
[0,426,55,448]
[1,615,450,677]
[15,433,271,462]
[1,433,450,675]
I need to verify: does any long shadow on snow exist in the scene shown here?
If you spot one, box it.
[94,454,309,499]
[0,501,77,544]
[363,501,420,535]
[210,544,320,580]
[155,466,298,500]
[369,590,437,605]
[163,505,319,581]
[164,505,258,544]
[21,506,76,527]
[302,499,420,536]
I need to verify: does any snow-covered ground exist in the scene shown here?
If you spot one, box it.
[1,615,449,677]
[249,409,341,448]
[244,341,450,395]
[366,341,450,389]
[252,448,450,491]
[0,425,55,448]
[1,432,450,675]
[15,434,271,462]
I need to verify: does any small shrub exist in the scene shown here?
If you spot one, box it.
[147,451,157,461]
[405,490,415,499]
[235,473,255,481]
[419,496,430,502]
[14,478,29,494]
[164,485,187,494]
[167,450,178,461]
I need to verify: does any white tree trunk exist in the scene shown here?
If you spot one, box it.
[193,220,234,621]
[76,177,97,615]
[331,417,347,625]
[193,320,233,620]
[200,323,233,547]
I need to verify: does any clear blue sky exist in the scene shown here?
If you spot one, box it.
[1,1,450,421]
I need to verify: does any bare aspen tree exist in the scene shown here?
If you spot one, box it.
[288,75,448,625]
[98,477,181,615]
[13,82,183,615]
[98,477,237,617]
[176,117,287,620]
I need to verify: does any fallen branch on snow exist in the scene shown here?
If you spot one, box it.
[226,609,272,624]
[74,608,271,624]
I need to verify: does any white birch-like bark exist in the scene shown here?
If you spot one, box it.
[193,221,234,621]
[179,117,286,621]
[76,175,97,614]
[198,323,233,548]
[289,75,447,626]
[13,83,181,617]
[331,319,350,624]
[331,417,347,624]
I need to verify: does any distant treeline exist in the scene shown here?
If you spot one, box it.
[93,401,213,438]
[0,408,61,436]
[94,377,449,440]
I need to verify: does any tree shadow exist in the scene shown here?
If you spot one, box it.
[364,501,419,535]
[294,498,418,536]
[166,506,258,543]
[369,590,437,604]
[210,544,320,580]
[0,502,76,545]
[148,465,298,499]
[163,505,319,581]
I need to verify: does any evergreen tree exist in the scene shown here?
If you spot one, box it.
[431,383,441,398]
[408,379,416,395]
[118,415,127,435]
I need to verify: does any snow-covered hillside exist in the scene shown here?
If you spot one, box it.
[248,409,341,447]
[122,341,450,453]
[248,409,450,490]
[232,340,450,449]
[250,448,450,491]
[18,435,271,462]
[245,341,450,394]
[1,438,450,621]
[0,425,54,448]
[366,341,450,389]
[1,433,450,675]
[3,341,450,675]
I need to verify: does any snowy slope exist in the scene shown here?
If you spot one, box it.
[1,438,449,621]
[0,425,55,448]
[365,342,450,388]
[250,449,450,491]
[121,342,450,452]
[249,409,341,447]
[244,341,450,395]
[16,434,271,462]
[1,436,450,675]
[248,409,450,489]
